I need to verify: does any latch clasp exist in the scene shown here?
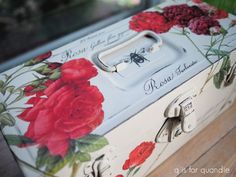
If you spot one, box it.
[156,90,197,143]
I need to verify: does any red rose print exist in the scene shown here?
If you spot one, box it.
[123,142,155,170]
[23,85,36,96]
[192,0,202,3]
[19,59,104,157]
[116,175,124,177]
[210,9,228,19]
[34,51,52,62]
[61,58,98,82]
[129,12,173,33]
[188,16,221,35]
[47,62,62,70]
[197,3,228,19]
[163,4,205,27]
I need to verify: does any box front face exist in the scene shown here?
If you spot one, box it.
[0,1,236,177]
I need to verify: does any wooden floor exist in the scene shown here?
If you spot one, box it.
[0,103,236,177]
[148,102,236,177]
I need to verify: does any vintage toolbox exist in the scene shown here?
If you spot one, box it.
[1,0,236,177]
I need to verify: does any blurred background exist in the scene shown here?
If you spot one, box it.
[0,0,158,66]
[0,0,235,70]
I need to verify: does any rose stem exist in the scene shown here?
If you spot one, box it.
[4,92,12,103]
[70,162,81,177]
[4,70,32,86]
[1,66,24,89]
[184,33,213,65]
[200,25,231,93]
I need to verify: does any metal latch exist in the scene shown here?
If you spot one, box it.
[83,147,116,177]
[83,154,112,177]
[156,90,197,143]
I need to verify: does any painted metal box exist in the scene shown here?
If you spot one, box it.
[1,0,236,177]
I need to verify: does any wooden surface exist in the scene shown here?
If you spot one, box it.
[148,102,236,177]
[179,127,236,177]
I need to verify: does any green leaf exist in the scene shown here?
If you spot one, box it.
[33,65,51,75]
[221,56,231,73]
[220,27,228,35]
[76,152,91,163]
[36,147,63,172]
[0,113,15,126]
[6,86,15,93]
[33,65,47,72]
[0,80,4,89]
[133,167,141,176]
[1,87,7,95]
[1,86,15,95]
[213,71,225,89]
[127,167,135,176]
[36,147,49,168]
[49,68,61,80]
[30,80,41,87]
[24,60,35,67]
[45,153,73,176]
[75,134,109,153]
[36,147,75,176]
[45,156,62,171]
[4,134,34,146]
[32,85,47,92]
[0,103,6,114]
[13,89,25,103]
[28,78,46,88]
[67,150,77,167]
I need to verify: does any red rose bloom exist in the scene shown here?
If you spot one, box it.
[163,4,205,27]
[129,12,173,33]
[34,51,52,62]
[192,0,202,3]
[198,3,228,19]
[210,9,228,19]
[23,85,36,96]
[116,175,124,177]
[188,16,221,35]
[47,62,62,70]
[61,58,98,82]
[19,59,104,157]
[123,142,155,170]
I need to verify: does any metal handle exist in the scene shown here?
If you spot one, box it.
[93,30,163,72]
